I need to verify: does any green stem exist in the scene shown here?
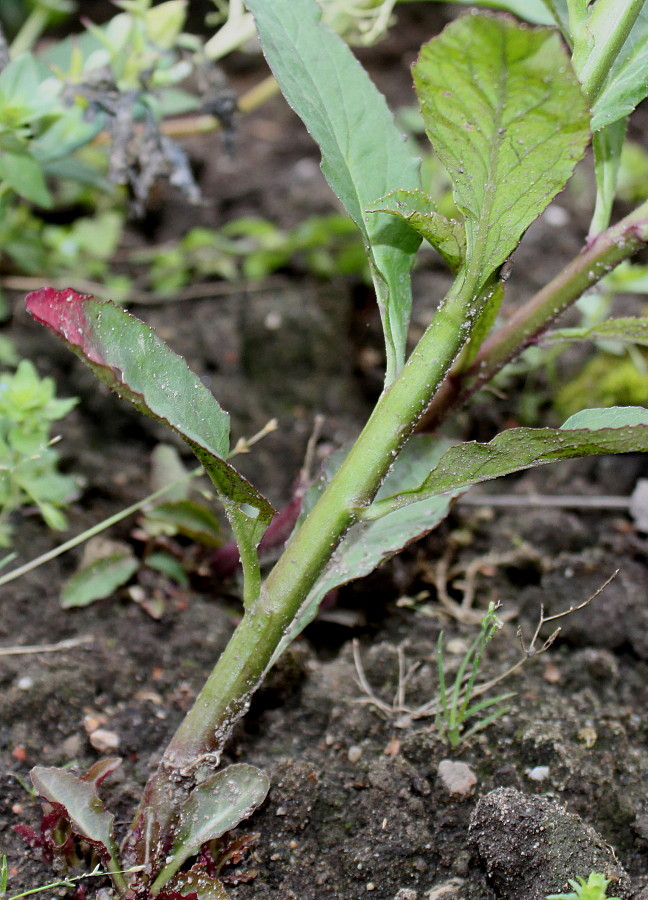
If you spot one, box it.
[130,274,482,844]
[419,198,648,432]
[9,7,49,57]
[577,0,644,102]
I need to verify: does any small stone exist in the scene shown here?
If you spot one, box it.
[526,765,550,782]
[61,733,83,757]
[348,745,363,763]
[394,890,417,900]
[543,663,561,684]
[383,737,400,756]
[89,729,120,753]
[83,712,108,734]
[366,883,376,892]
[11,745,27,762]
[17,676,33,690]
[437,759,477,799]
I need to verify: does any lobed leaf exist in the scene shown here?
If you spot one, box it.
[244,0,421,383]
[26,288,274,548]
[366,407,648,516]
[413,14,590,290]
[151,764,270,892]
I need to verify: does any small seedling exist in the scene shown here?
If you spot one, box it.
[8,1,648,897]
[0,359,78,546]
[435,605,513,747]
[546,872,622,900]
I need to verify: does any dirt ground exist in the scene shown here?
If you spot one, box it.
[1,5,648,900]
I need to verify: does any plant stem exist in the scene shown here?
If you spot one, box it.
[9,7,48,57]
[131,275,481,840]
[419,198,648,432]
[577,0,644,102]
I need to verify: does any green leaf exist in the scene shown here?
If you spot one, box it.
[30,765,121,870]
[271,436,461,664]
[366,189,465,272]
[365,407,648,516]
[26,289,274,553]
[150,764,270,893]
[0,150,52,207]
[413,14,590,291]
[590,118,628,236]
[421,0,555,24]
[545,316,648,347]
[142,499,222,546]
[244,0,421,384]
[591,8,648,130]
[161,869,229,900]
[145,551,189,586]
[61,552,139,608]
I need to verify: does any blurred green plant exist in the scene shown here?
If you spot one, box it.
[136,215,369,294]
[546,872,622,900]
[0,358,78,546]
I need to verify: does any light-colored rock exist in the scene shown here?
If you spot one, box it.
[436,759,477,799]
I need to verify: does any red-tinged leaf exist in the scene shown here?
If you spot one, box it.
[150,764,269,894]
[30,765,121,870]
[80,757,122,787]
[13,823,50,856]
[26,288,274,542]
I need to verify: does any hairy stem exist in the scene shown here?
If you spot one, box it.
[130,274,481,845]
[419,199,648,432]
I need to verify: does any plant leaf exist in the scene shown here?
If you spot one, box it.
[544,316,648,346]
[590,8,648,130]
[413,14,590,291]
[159,868,229,900]
[142,500,223,546]
[366,407,648,516]
[366,189,465,272]
[61,552,139,608]
[150,764,269,893]
[271,436,462,664]
[25,289,274,549]
[30,765,121,869]
[423,0,554,23]
[0,150,52,207]
[244,0,421,384]
[589,118,628,236]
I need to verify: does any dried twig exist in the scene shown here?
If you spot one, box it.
[0,634,94,657]
[353,571,619,725]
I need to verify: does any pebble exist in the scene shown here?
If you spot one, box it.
[89,729,120,753]
[17,676,33,690]
[527,765,550,782]
[436,759,477,799]
[348,745,363,763]
[393,890,417,900]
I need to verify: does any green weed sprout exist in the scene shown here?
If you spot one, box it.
[546,872,622,900]
[9,1,648,899]
[436,604,514,747]
[0,359,77,546]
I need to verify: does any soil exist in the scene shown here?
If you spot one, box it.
[1,5,648,900]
